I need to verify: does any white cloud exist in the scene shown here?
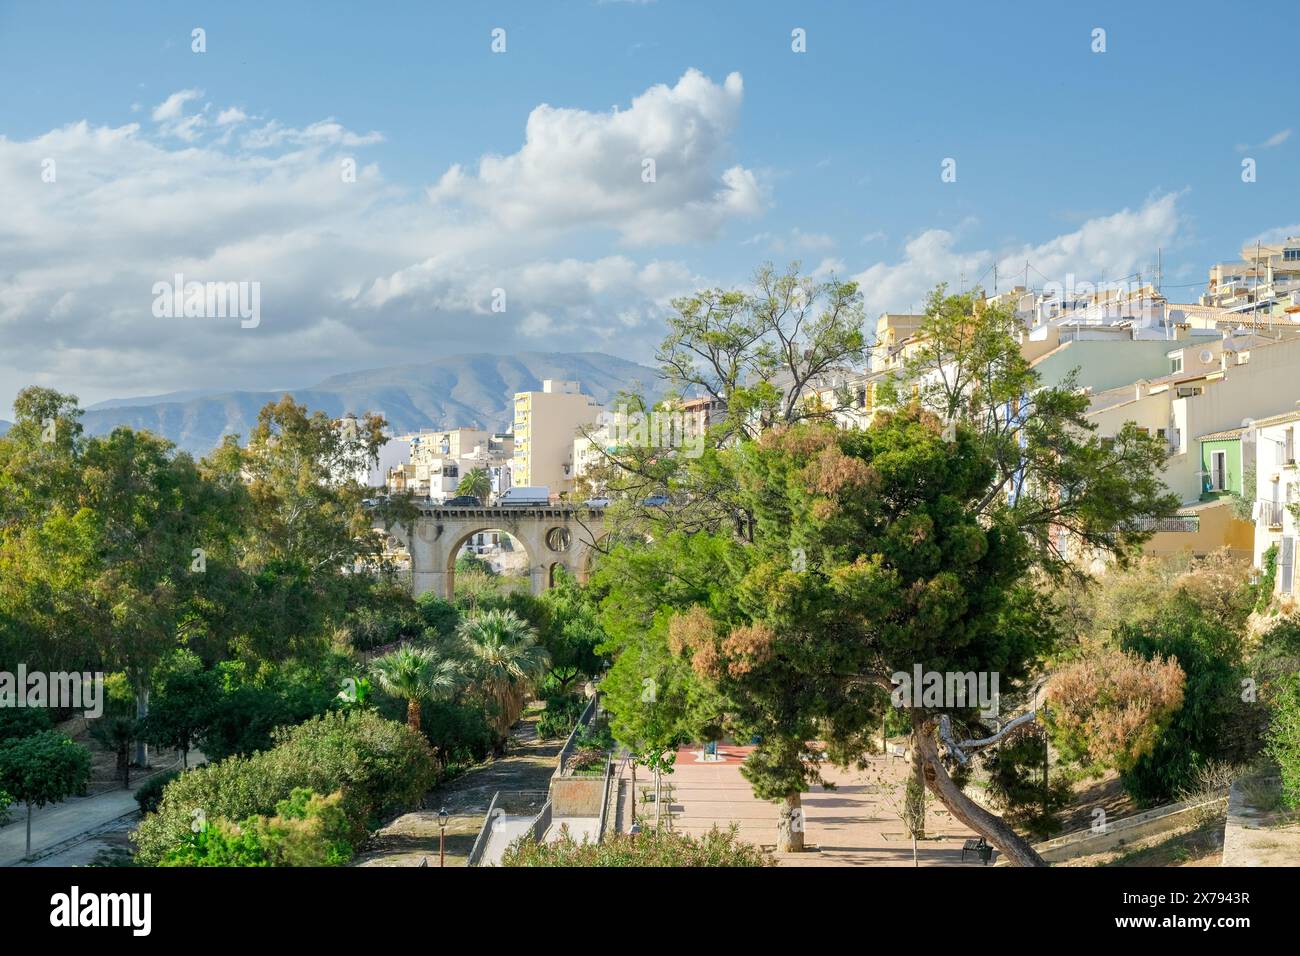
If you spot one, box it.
[742,227,835,255]
[850,194,1182,315]
[151,89,203,122]
[241,119,384,150]
[1248,223,1300,246]
[427,69,764,244]
[1236,128,1292,153]
[0,72,741,408]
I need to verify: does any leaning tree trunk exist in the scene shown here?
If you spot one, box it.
[913,722,1046,867]
[776,792,805,852]
[909,734,927,839]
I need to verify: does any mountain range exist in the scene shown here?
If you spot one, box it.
[63,352,662,456]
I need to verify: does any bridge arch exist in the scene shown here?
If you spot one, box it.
[444,524,530,600]
[376,505,606,601]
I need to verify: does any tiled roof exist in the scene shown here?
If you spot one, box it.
[1243,409,1300,430]
[1197,426,1245,442]
[1199,408,1300,442]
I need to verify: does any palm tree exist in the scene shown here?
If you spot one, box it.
[457,467,491,501]
[458,609,549,752]
[370,645,459,733]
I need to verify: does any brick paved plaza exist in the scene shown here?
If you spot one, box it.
[627,744,984,867]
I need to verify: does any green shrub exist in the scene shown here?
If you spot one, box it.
[0,706,51,744]
[536,692,585,740]
[502,824,773,867]
[1257,544,1279,612]
[134,710,435,865]
[134,770,181,815]
[415,594,460,640]
[424,700,494,770]
[160,788,353,867]
[1268,675,1300,809]
[455,553,495,576]
[575,717,614,752]
[198,660,348,761]
[1120,609,1252,804]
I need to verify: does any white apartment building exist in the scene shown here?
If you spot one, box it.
[1252,410,1300,597]
[1086,335,1300,504]
[386,427,513,500]
[1201,237,1300,318]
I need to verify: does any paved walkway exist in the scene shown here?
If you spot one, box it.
[476,815,537,867]
[620,743,981,866]
[356,707,563,867]
[0,788,140,867]
[0,749,197,867]
[1222,773,1300,866]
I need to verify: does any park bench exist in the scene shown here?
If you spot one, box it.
[639,783,676,805]
[962,837,994,865]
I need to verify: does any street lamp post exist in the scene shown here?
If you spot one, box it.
[438,807,449,867]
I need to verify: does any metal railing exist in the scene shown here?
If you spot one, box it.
[466,791,501,867]
[528,800,553,844]
[466,790,551,866]
[1264,502,1287,527]
[597,753,623,842]
[1130,515,1200,533]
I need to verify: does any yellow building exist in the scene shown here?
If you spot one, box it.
[870,313,926,372]
[511,380,602,495]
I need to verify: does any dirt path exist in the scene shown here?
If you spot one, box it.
[355,706,563,867]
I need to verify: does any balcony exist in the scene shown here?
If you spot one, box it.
[1131,515,1200,533]
[1264,502,1287,528]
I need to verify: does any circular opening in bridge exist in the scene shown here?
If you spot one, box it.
[545,526,572,552]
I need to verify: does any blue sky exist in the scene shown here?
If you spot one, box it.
[1,0,1296,412]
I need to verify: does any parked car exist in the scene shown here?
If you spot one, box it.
[498,486,551,506]
[642,494,671,507]
[584,497,611,508]
[443,495,482,507]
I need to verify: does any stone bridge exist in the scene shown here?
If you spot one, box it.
[374,504,607,599]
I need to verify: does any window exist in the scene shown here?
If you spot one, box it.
[1170,355,1184,374]
[1284,249,1300,262]
[1210,450,1227,491]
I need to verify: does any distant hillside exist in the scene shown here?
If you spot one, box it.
[78,351,662,456]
